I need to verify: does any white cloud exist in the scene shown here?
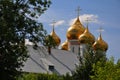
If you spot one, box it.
[49,20,65,27]
[69,14,100,25]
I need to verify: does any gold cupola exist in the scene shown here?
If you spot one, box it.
[92,33,108,51]
[61,40,68,50]
[79,26,95,44]
[50,26,61,46]
[66,17,85,40]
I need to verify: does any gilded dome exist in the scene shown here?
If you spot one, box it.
[50,27,61,46]
[61,40,68,50]
[92,34,108,51]
[79,27,95,44]
[66,17,85,40]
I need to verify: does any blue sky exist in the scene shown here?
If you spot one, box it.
[38,0,120,62]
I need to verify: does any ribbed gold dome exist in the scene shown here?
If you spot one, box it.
[79,27,95,44]
[50,27,61,46]
[66,17,85,40]
[92,34,108,51]
[61,40,68,50]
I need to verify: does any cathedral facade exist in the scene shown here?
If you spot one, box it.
[50,16,108,58]
[23,10,108,75]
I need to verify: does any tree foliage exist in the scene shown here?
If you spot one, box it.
[43,35,57,48]
[43,35,57,54]
[91,57,120,80]
[0,0,51,80]
[72,45,106,80]
[17,73,71,80]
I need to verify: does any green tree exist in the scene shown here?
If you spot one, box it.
[72,45,106,80]
[0,0,51,80]
[62,73,73,80]
[17,73,64,80]
[91,57,120,80]
[43,35,57,54]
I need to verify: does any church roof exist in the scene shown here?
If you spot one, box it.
[22,45,79,75]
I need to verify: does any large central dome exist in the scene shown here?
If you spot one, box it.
[66,17,85,40]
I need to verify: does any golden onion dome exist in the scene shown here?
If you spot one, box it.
[61,40,68,50]
[92,33,108,51]
[66,17,85,40]
[79,27,95,44]
[50,27,61,46]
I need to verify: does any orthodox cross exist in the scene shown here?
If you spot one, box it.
[76,6,82,17]
[98,27,104,34]
[51,20,56,31]
[85,17,92,27]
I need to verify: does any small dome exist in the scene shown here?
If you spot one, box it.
[66,17,85,40]
[92,34,108,51]
[79,27,95,44]
[50,27,61,46]
[61,40,68,50]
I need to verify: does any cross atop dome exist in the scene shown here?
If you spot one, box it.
[51,20,56,27]
[50,20,61,46]
[93,27,108,51]
[85,17,92,27]
[75,6,82,17]
[51,20,56,31]
[97,27,104,34]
